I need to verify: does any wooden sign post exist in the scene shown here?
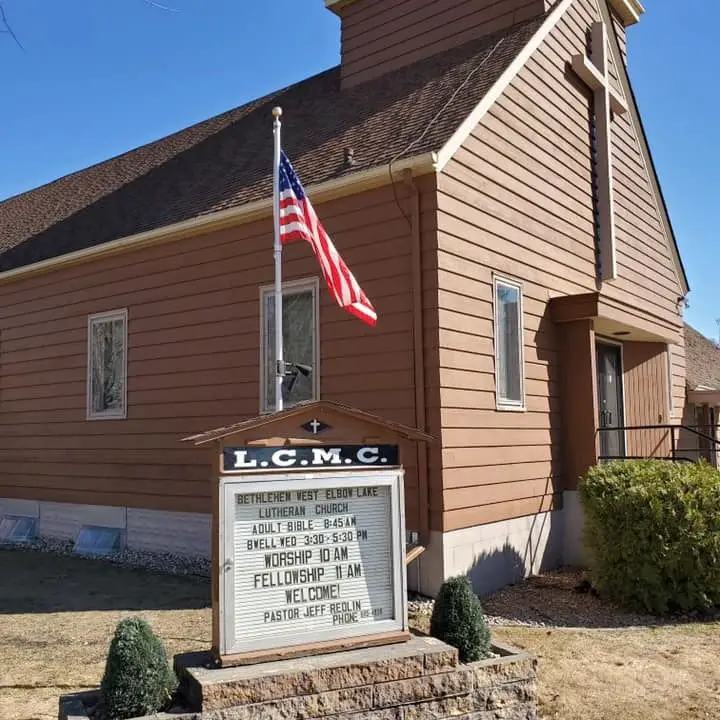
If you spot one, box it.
[183,400,431,667]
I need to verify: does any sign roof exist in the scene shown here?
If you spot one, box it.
[182,400,433,447]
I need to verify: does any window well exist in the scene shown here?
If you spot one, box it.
[74,526,123,557]
[0,515,38,544]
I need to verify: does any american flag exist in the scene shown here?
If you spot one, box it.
[279,151,377,326]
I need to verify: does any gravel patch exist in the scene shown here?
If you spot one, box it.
[8,540,718,630]
[1,536,210,578]
[478,569,720,629]
[410,569,720,629]
[408,592,434,617]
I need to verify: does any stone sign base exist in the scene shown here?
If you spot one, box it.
[175,635,537,720]
[58,637,537,720]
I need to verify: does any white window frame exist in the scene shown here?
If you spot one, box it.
[259,277,320,414]
[666,343,674,415]
[493,274,526,411]
[86,309,128,421]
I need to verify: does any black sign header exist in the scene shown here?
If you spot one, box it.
[223,444,399,473]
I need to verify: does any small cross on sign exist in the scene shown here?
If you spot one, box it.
[301,418,330,435]
[572,22,628,282]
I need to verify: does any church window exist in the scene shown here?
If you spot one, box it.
[87,309,128,420]
[494,276,525,410]
[260,278,319,413]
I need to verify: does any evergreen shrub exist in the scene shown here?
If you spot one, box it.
[430,575,491,662]
[580,459,720,614]
[100,617,177,720]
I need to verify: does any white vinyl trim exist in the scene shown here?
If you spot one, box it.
[259,277,320,414]
[666,343,674,415]
[608,0,644,26]
[86,308,128,421]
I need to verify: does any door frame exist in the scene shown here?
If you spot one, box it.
[595,336,628,458]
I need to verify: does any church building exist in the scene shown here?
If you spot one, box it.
[0,0,688,595]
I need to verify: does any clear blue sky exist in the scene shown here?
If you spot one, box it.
[1,1,718,339]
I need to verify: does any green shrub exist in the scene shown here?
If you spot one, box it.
[580,459,720,614]
[101,617,177,720]
[430,575,491,662]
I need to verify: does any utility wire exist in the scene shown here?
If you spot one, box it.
[388,37,505,226]
[0,3,24,51]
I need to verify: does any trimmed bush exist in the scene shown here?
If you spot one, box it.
[430,575,491,662]
[101,617,177,720]
[580,459,720,614]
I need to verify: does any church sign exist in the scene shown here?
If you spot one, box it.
[219,470,406,657]
[182,400,431,666]
[222,444,400,472]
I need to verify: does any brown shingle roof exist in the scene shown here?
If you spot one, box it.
[0,17,542,273]
[684,324,720,391]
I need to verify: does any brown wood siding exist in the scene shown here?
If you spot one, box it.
[339,0,545,87]
[609,7,627,63]
[567,1,683,324]
[622,341,672,458]
[0,177,441,531]
[670,339,686,423]
[559,321,597,490]
[435,0,685,533]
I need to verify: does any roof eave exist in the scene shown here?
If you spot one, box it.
[0,152,437,285]
[325,0,355,15]
[688,389,720,406]
[608,0,645,27]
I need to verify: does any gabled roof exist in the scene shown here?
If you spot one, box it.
[0,16,541,274]
[684,324,720,392]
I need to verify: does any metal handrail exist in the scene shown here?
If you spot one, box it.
[597,424,720,463]
[601,424,718,445]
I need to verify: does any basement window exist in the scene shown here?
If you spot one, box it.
[74,526,123,557]
[0,515,38,544]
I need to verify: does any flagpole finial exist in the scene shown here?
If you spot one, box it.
[272,106,283,119]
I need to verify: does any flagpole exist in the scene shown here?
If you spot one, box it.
[272,106,284,413]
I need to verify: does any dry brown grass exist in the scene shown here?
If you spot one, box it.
[412,570,720,720]
[494,625,720,720]
[0,548,211,720]
[2,548,719,720]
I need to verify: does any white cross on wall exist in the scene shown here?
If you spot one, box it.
[309,419,322,434]
[572,22,628,282]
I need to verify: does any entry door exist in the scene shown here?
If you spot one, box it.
[596,342,625,459]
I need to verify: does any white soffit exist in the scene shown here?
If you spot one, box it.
[608,0,644,26]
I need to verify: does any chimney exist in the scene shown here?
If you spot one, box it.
[327,0,550,89]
